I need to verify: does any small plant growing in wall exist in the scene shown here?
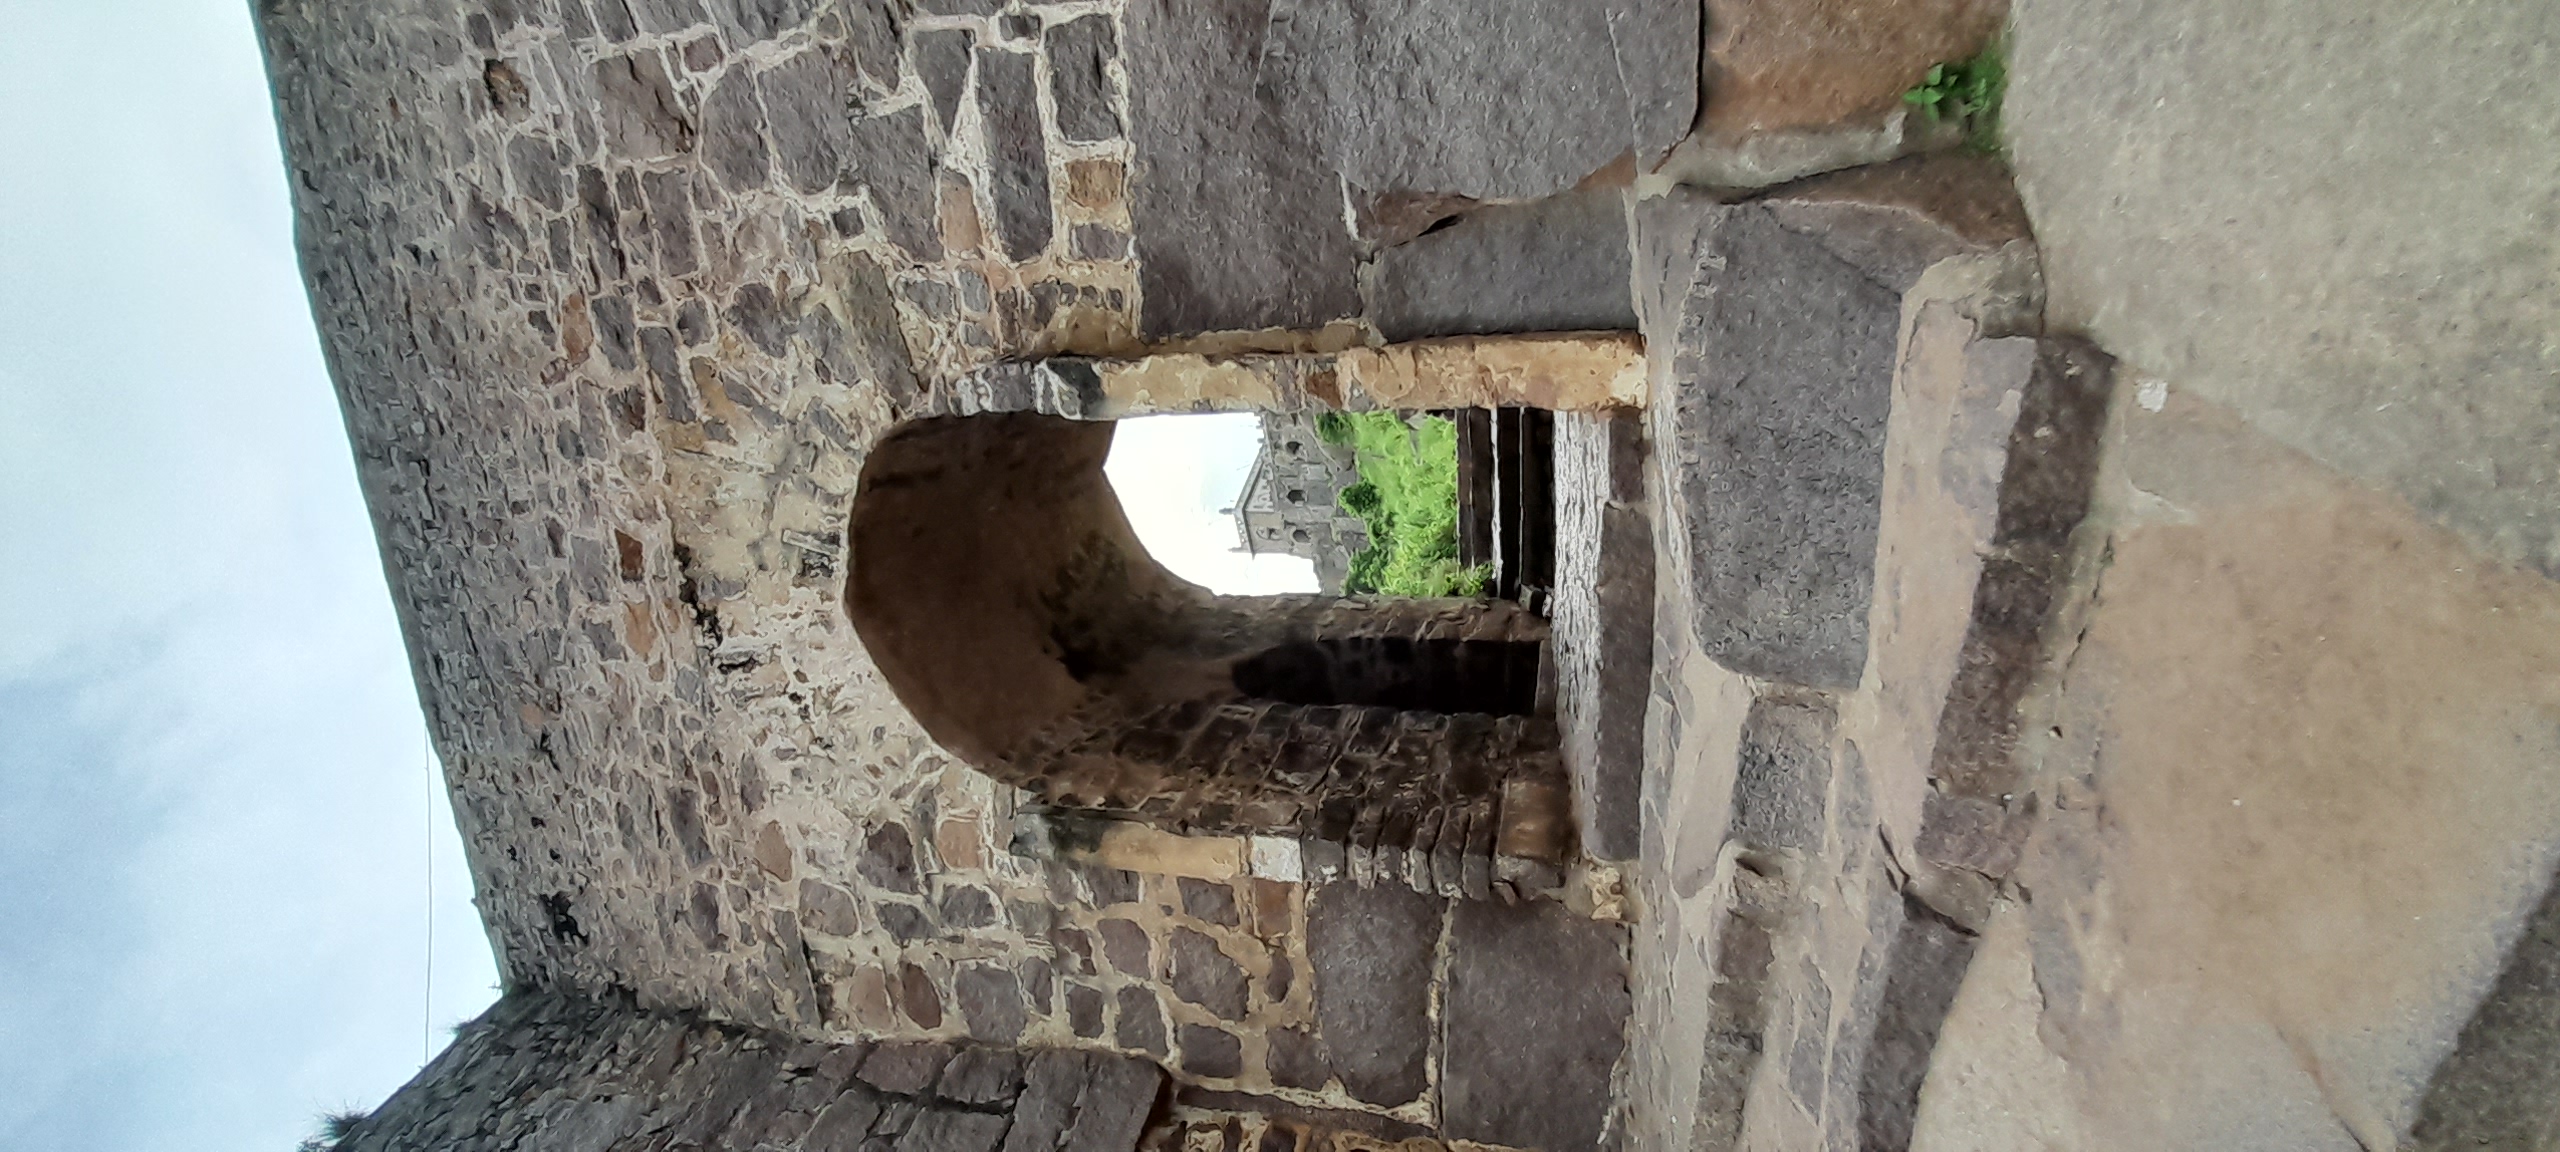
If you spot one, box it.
[1903,41,2008,152]
[295,1109,368,1152]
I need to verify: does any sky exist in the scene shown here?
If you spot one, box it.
[1107,415,1321,596]
[0,6,1296,1149]
[0,2,499,1149]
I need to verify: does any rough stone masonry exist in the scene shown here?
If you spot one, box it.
[256,0,2560,1149]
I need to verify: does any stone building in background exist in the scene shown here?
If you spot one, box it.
[254,0,2560,1149]
[1230,413,1369,594]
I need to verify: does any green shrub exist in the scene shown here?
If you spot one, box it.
[1323,411,1483,598]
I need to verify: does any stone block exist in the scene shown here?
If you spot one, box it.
[591,51,695,160]
[1440,900,1631,1152]
[1166,927,1249,1020]
[1266,1026,1328,1091]
[1262,0,1689,202]
[860,1040,955,1096]
[1638,165,2031,691]
[1178,1024,1243,1080]
[937,1047,1025,1107]
[1851,898,1975,1152]
[1113,986,1167,1057]
[898,1109,1010,1152]
[975,47,1052,261]
[1731,695,1834,854]
[1552,409,1653,861]
[1176,877,1238,926]
[911,29,972,138]
[758,48,853,193]
[954,965,1027,1043]
[849,107,942,261]
[1305,883,1442,1108]
[1097,918,1151,976]
[1368,187,1637,341]
[1060,1054,1164,1152]
[1044,16,1120,143]
[1120,0,1359,337]
[1066,984,1104,1039]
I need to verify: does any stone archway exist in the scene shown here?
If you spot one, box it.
[846,406,1575,900]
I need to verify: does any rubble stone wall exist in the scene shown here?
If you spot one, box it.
[254,0,1647,1139]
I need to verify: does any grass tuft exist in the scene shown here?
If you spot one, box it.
[295,1109,370,1152]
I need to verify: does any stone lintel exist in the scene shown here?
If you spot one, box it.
[935,333,1648,420]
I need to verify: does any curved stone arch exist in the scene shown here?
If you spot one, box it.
[846,351,1610,897]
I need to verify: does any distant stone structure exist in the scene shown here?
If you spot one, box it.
[255,0,2560,1148]
[1229,413,1369,593]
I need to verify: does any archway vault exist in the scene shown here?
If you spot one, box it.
[846,336,1632,900]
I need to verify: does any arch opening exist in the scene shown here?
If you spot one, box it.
[846,409,1576,892]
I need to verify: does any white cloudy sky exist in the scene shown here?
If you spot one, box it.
[0,5,1299,1149]
[1108,415,1320,596]
[0,2,499,1148]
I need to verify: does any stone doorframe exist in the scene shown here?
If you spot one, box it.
[847,335,1642,902]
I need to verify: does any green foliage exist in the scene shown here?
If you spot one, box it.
[1903,42,2007,152]
[1323,411,1484,598]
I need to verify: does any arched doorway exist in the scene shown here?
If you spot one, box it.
[845,409,1573,900]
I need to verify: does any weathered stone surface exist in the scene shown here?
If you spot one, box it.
[900,1109,1010,1152]
[1731,696,1833,853]
[1266,1026,1329,1091]
[1044,16,1120,143]
[1063,1051,1165,1152]
[938,884,998,928]
[1178,1024,1244,1080]
[1694,0,2001,134]
[913,29,973,136]
[859,823,921,894]
[1096,917,1151,976]
[1177,877,1238,926]
[593,51,695,159]
[1262,0,1690,201]
[975,47,1051,261]
[849,107,941,260]
[1113,986,1167,1057]
[1167,927,1249,1020]
[1368,188,1636,342]
[954,964,1027,1043]
[1608,0,1703,168]
[1848,898,1975,1150]
[1065,984,1104,1039]
[1067,333,1648,418]
[938,1047,1025,1106]
[759,48,855,193]
[1553,408,1652,862]
[1306,883,1440,1107]
[1440,899,1631,1152]
[900,964,944,1030]
[2411,865,2560,1147]
[1120,0,1359,337]
[1635,191,1898,689]
[799,880,863,936]
[861,1040,955,1095]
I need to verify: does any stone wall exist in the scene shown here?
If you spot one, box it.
[334,989,1166,1152]
[254,0,1650,1139]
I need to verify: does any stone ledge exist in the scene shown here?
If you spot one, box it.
[929,333,1647,420]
